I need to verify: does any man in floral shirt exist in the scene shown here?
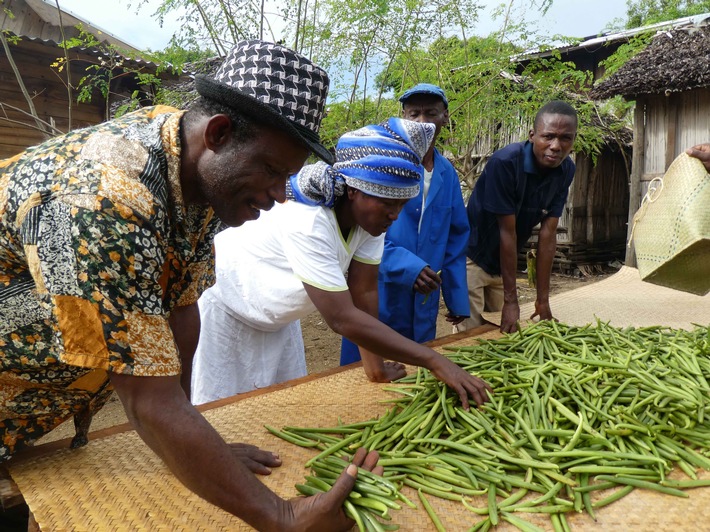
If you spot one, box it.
[0,105,218,452]
[0,40,379,530]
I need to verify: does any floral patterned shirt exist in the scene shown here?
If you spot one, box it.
[0,106,220,458]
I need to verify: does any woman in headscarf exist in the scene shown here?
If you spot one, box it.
[191,118,491,407]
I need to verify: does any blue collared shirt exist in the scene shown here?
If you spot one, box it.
[466,141,575,275]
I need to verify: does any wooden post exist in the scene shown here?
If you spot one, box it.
[665,93,678,168]
[625,101,646,266]
[0,465,24,510]
[586,156,598,245]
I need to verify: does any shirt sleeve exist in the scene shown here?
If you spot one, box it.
[441,169,471,317]
[481,156,519,216]
[174,217,218,307]
[281,211,349,291]
[353,233,384,264]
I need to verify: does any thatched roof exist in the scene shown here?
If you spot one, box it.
[158,57,223,109]
[591,19,710,100]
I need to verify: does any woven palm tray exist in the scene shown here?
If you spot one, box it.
[9,328,710,530]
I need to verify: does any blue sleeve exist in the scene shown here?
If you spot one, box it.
[379,237,428,289]
[481,155,519,216]
[548,160,576,218]
[441,165,470,317]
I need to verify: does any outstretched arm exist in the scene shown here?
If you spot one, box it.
[345,260,407,383]
[169,302,200,399]
[109,373,371,531]
[497,214,520,333]
[531,216,559,321]
[304,282,492,408]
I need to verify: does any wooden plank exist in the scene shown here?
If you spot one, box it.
[0,132,50,144]
[665,93,678,169]
[626,100,646,266]
[586,157,598,244]
[0,465,25,510]
[640,172,665,182]
[677,88,710,153]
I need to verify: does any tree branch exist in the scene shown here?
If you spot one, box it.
[0,31,51,134]
[0,102,64,136]
[54,0,73,130]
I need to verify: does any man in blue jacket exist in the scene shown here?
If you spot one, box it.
[454,100,577,334]
[341,83,470,365]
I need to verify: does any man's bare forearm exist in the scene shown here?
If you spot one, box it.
[169,303,201,399]
[498,220,519,304]
[110,373,286,530]
[535,218,559,303]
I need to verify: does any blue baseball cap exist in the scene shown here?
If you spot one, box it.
[398,83,448,108]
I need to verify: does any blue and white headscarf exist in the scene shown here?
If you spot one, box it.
[287,117,436,207]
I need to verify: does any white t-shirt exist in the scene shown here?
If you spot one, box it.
[207,200,384,331]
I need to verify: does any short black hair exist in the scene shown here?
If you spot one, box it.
[184,96,257,144]
[534,100,577,129]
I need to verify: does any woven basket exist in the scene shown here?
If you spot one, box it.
[631,153,710,295]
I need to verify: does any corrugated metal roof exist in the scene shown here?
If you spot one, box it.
[25,0,144,53]
[15,33,166,72]
[451,12,710,74]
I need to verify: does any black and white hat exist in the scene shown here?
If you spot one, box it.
[195,40,333,163]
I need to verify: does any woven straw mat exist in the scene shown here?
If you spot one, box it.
[9,317,710,529]
[483,265,710,330]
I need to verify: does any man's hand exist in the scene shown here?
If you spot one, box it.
[445,312,466,326]
[686,143,710,172]
[530,300,556,322]
[428,355,492,409]
[413,266,442,295]
[500,301,520,333]
[284,447,382,532]
[228,443,282,475]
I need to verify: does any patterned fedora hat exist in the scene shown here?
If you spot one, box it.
[195,39,333,163]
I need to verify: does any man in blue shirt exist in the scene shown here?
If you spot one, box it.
[341,83,470,366]
[455,100,577,333]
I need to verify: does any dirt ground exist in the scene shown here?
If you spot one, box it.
[302,270,614,374]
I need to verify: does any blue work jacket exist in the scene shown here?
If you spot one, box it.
[378,150,470,343]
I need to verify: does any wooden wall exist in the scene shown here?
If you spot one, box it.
[0,0,168,159]
[568,149,630,246]
[459,113,530,195]
[637,89,710,194]
[0,38,107,159]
